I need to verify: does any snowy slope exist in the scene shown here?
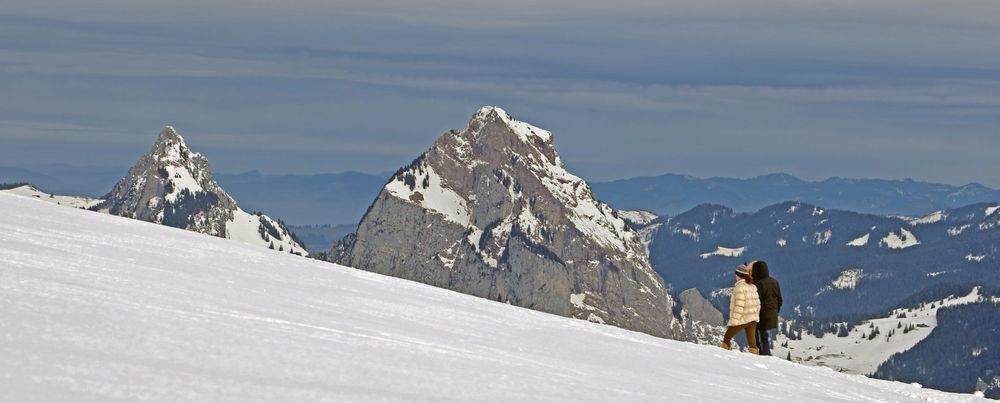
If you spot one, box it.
[776,288,989,376]
[0,193,987,402]
[2,184,102,209]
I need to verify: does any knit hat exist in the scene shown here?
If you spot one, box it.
[736,263,751,276]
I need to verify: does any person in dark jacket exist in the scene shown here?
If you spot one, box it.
[750,260,782,356]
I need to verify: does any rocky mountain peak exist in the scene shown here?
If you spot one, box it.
[96,127,306,255]
[345,106,683,339]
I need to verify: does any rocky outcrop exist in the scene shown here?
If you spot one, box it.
[345,106,682,338]
[679,288,724,327]
[676,288,725,345]
[96,127,306,255]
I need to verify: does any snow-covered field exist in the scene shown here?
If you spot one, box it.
[776,288,989,376]
[2,184,102,209]
[0,193,987,402]
[700,246,746,259]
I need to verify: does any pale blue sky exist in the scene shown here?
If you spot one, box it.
[2,0,999,186]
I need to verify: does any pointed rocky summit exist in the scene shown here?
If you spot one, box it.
[340,106,682,338]
[96,127,306,255]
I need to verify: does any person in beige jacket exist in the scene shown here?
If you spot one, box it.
[721,262,762,354]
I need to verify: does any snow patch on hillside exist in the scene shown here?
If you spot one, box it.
[908,211,946,225]
[776,238,787,247]
[847,233,870,247]
[965,254,986,263]
[226,208,306,256]
[949,224,971,236]
[776,287,988,377]
[618,210,657,226]
[831,269,864,290]
[386,161,472,228]
[700,246,746,259]
[813,229,833,245]
[880,228,920,249]
[674,226,701,242]
[162,164,204,203]
[986,205,1000,217]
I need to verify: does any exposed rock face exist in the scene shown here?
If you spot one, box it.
[676,288,725,345]
[679,288,724,328]
[97,127,306,255]
[346,106,681,338]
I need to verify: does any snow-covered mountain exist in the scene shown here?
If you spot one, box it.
[337,106,683,339]
[94,127,306,255]
[0,192,989,402]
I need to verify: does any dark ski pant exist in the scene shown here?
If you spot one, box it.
[755,327,774,356]
[723,322,758,350]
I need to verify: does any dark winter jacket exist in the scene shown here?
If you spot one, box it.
[751,261,782,329]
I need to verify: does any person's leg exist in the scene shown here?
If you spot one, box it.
[745,322,759,353]
[756,327,771,356]
[755,327,763,352]
[722,326,740,349]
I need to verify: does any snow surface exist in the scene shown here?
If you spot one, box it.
[385,161,472,228]
[948,224,971,236]
[776,238,787,247]
[846,233,870,247]
[965,254,986,263]
[830,269,864,291]
[2,184,102,209]
[0,193,986,402]
[226,207,305,256]
[986,205,1000,217]
[813,229,833,245]
[908,210,947,225]
[777,288,988,377]
[674,226,701,242]
[618,210,658,226]
[700,246,746,259]
[162,164,204,203]
[880,228,920,249]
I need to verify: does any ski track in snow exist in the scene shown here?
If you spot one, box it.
[0,193,987,402]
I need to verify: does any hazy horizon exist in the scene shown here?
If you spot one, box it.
[4,160,997,190]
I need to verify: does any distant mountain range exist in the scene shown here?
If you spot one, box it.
[645,201,1000,320]
[590,173,1000,217]
[5,167,998,226]
[639,199,1000,391]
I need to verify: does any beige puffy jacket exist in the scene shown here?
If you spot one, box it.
[727,278,761,327]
